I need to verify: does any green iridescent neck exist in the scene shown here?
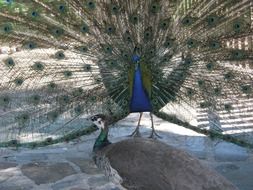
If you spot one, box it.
[93,127,111,151]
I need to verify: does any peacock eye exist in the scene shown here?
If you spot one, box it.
[98,121,101,124]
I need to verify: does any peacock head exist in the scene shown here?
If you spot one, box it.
[90,114,107,131]
[132,54,141,62]
[90,114,111,151]
[132,46,141,63]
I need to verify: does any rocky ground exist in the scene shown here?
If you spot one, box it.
[0,113,253,190]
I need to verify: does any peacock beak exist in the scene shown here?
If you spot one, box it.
[89,117,99,130]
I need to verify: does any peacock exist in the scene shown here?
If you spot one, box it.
[0,0,253,146]
[90,114,239,190]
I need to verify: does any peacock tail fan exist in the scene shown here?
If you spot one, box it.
[0,0,252,146]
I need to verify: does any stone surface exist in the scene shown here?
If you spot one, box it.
[31,184,53,190]
[21,162,76,185]
[0,162,17,170]
[185,137,208,159]
[214,142,249,161]
[110,188,121,190]
[216,163,240,173]
[16,153,48,163]
[215,162,253,190]
[51,174,89,190]
[68,158,101,174]
[0,174,34,190]
[88,176,109,187]
[0,171,15,183]
[0,185,32,190]
[0,113,252,190]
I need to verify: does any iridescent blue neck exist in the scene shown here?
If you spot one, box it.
[129,60,152,113]
[93,127,111,152]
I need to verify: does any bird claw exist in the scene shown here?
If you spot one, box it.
[148,130,162,139]
[128,129,141,137]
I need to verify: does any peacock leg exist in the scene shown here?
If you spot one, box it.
[129,112,143,137]
[149,113,162,138]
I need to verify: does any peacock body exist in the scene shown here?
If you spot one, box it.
[0,0,253,145]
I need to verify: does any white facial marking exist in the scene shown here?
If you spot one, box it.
[92,117,105,129]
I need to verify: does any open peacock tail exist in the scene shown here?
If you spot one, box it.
[0,0,252,146]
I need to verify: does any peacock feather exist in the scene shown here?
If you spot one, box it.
[0,0,252,146]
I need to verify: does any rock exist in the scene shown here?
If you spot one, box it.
[31,184,53,190]
[15,153,48,164]
[0,174,34,190]
[103,138,238,190]
[21,162,76,185]
[88,176,108,187]
[0,171,15,183]
[51,174,89,190]
[216,162,253,190]
[214,142,249,161]
[0,162,17,170]
[185,137,207,159]
[0,162,18,184]
[216,164,240,173]
[68,158,101,174]
[109,188,121,190]
[0,185,32,190]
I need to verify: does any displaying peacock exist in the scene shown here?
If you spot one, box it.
[0,0,253,146]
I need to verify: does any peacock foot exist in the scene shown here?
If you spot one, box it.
[149,130,162,139]
[128,128,141,137]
